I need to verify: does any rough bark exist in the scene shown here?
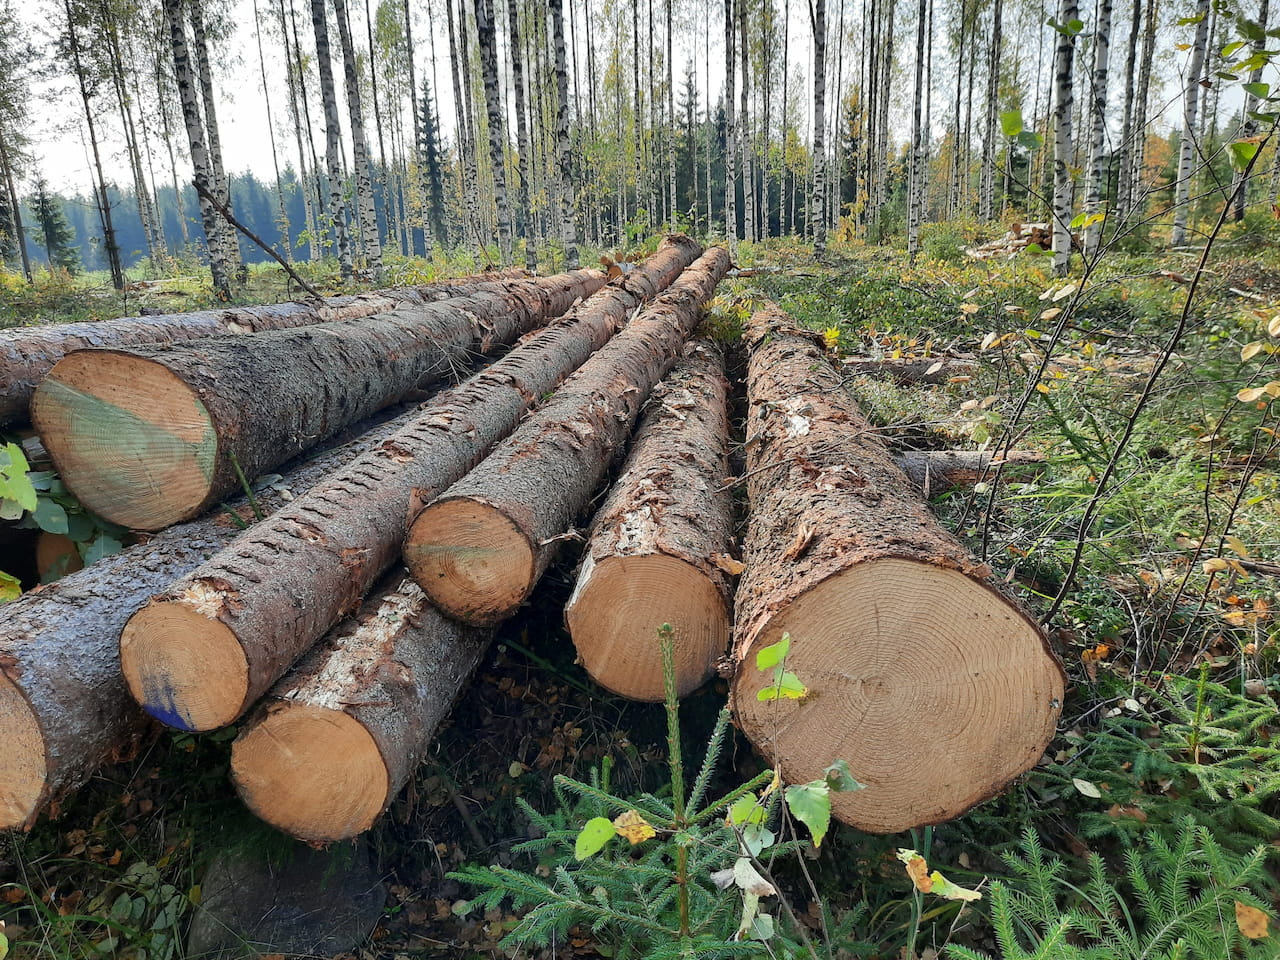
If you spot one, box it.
[231,573,493,843]
[1169,0,1210,247]
[980,0,1003,221]
[0,406,423,831]
[894,449,1047,493]
[1051,0,1078,277]
[565,339,734,701]
[118,238,697,734]
[506,0,536,272]
[729,305,1065,834]
[405,246,730,626]
[34,271,601,531]
[0,272,522,429]
[907,0,927,261]
[1129,0,1156,216]
[1114,0,1141,220]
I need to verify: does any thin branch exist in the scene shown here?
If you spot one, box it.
[193,179,322,297]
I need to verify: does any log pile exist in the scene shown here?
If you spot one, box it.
[964,221,1056,259]
[2,250,1066,845]
[0,268,526,428]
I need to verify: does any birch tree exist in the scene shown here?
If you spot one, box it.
[550,0,579,267]
[1169,0,1210,247]
[333,0,383,277]
[161,0,232,294]
[724,0,738,245]
[908,0,926,261]
[811,0,827,254]
[310,0,354,278]
[474,0,512,262]
[1082,0,1112,258]
[1051,0,1078,277]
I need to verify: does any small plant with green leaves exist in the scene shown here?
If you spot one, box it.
[451,627,861,959]
[947,820,1274,959]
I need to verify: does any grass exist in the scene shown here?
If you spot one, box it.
[6,224,1280,957]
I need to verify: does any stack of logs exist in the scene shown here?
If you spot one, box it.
[1,236,1063,845]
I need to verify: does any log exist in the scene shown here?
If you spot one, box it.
[729,305,1065,834]
[33,269,604,531]
[118,236,703,733]
[405,246,732,626]
[230,573,493,843]
[841,356,978,384]
[894,449,1047,493]
[0,270,526,428]
[0,405,428,831]
[564,339,735,700]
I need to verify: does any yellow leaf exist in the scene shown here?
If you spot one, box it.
[1225,535,1252,559]
[1035,383,1050,394]
[612,809,656,845]
[1267,381,1280,398]
[1052,282,1079,302]
[960,302,981,315]
[1235,901,1270,939]
[1267,315,1280,337]
[1040,307,1063,321]
[712,553,747,576]
[1242,341,1266,361]
[929,871,983,902]
[1237,386,1270,403]
[1203,557,1230,574]
[980,331,999,350]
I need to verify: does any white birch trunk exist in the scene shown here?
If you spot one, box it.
[332,0,382,277]
[1083,0,1113,258]
[1169,0,1210,247]
[310,0,354,279]
[1051,0,1078,277]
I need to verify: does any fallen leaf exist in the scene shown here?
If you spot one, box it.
[1073,778,1102,798]
[733,858,776,897]
[1236,901,1270,939]
[897,849,933,892]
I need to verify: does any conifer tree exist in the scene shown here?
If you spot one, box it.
[32,178,80,274]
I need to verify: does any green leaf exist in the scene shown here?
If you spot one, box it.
[0,925,8,960]
[1230,139,1261,172]
[32,498,68,535]
[1178,12,1206,24]
[757,671,807,701]
[749,912,775,941]
[1067,17,1084,33]
[65,511,95,543]
[1223,39,1247,56]
[824,759,865,792]
[1244,81,1272,98]
[1069,212,1086,229]
[729,793,766,826]
[1016,130,1045,150]
[785,781,832,848]
[0,571,20,604]
[999,108,1024,137]
[742,823,775,856]
[82,535,123,565]
[575,817,616,859]
[1240,16,1267,40]
[1216,70,1241,79]
[755,634,790,670]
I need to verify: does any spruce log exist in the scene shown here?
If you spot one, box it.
[33,270,604,531]
[405,247,732,626]
[0,270,526,428]
[0,406,426,831]
[119,236,702,733]
[841,356,978,384]
[564,339,734,700]
[894,449,1046,493]
[730,305,1065,834]
[230,573,493,843]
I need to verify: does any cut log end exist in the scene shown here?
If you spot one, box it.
[732,558,1064,834]
[120,601,248,732]
[567,554,728,700]
[404,499,535,625]
[231,704,389,844]
[32,351,217,531]
[0,675,46,830]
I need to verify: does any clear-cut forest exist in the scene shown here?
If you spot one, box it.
[4,0,1280,958]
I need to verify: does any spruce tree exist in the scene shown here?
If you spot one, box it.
[32,178,80,274]
[418,78,449,249]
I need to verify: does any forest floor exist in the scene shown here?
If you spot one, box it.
[5,223,1280,959]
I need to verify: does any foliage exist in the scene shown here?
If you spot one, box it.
[450,627,857,958]
[947,822,1273,959]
